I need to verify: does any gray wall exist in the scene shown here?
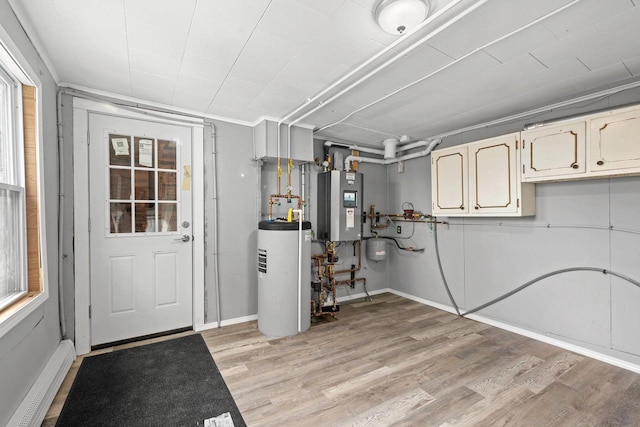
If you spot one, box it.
[307,142,391,298]
[60,93,75,340]
[388,87,640,366]
[0,1,61,424]
[204,119,259,323]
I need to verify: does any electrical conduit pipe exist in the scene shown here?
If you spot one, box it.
[293,209,303,333]
[208,123,222,327]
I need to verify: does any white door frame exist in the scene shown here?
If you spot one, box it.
[72,97,205,355]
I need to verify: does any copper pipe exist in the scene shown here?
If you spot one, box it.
[267,194,303,220]
[335,277,366,288]
[286,159,293,198]
[334,240,362,275]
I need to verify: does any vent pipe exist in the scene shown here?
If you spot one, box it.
[383,138,399,159]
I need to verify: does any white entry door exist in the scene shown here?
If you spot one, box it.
[88,113,193,346]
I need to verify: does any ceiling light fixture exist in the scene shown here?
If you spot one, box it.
[375,0,431,35]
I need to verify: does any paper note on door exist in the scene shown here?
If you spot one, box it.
[138,139,153,167]
[112,137,129,156]
[346,208,355,229]
[182,165,192,191]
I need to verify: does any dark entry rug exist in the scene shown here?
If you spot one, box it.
[56,334,245,426]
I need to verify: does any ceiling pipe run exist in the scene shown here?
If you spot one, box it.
[325,141,385,155]
[317,0,583,134]
[344,139,441,170]
[279,0,467,127]
[292,0,487,129]
[324,138,432,158]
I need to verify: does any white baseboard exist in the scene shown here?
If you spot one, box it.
[337,287,391,303]
[388,289,640,375]
[195,314,260,332]
[194,289,392,332]
[9,339,75,427]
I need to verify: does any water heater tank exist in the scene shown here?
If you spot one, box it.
[257,220,311,337]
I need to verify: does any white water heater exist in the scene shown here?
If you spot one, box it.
[257,220,311,337]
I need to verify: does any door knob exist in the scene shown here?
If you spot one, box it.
[174,235,190,242]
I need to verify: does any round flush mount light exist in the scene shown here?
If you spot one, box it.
[375,0,431,35]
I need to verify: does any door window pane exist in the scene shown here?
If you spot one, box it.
[135,137,155,168]
[158,172,176,201]
[158,203,177,232]
[134,170,155,201]
[110,202,132,234]
[109,169,131,200]
[109,134,131,167]
[107,134,179,235]
[135,202,156,233]
[158,140,177,169]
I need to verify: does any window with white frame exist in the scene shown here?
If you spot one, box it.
[0,59,27,311]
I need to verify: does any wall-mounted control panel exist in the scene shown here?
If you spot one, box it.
[317,171,363,242]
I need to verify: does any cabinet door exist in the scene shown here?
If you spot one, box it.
[469,133,519,214]
[431,145,468,215]
[590,108,640,172]
[521,121,586,181]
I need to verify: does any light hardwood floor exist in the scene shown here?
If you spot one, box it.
[44,293,640,426]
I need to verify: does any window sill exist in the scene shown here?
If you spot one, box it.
[0,289,48,339]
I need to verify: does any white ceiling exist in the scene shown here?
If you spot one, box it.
[9,0,640,146]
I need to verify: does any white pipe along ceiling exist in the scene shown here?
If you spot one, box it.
[312,0,585,139]
[344,139,441,171]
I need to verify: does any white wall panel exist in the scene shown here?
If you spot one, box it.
[483,25,557,64]
[204,120,258,322]
[542,0,632,37]
[530,27,607,68]
[154,252,178,307]
[109,256,136,314]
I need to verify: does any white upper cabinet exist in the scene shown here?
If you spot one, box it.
[590,106,640,174]
[521,121,586,182]
[431,145,468,215]
[431,133,535,217]
[518,105,640,183]
[469,133,534,216]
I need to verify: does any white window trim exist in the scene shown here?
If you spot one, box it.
[0,24,49,339]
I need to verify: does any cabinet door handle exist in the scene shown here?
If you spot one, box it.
[596,160,604,166]
[474,206,479,210]
[460,205,464,210]
[571,164,579,169]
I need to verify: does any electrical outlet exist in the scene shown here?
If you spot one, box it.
[396,225,401,234]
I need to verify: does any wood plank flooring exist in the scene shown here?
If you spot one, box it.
[44,293,640,426]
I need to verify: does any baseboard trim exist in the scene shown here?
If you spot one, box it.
[336,287,391,303]
[195,314,260,332]
[388,289,640,375]
[194,289,393,332]
[9,339,75,426]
